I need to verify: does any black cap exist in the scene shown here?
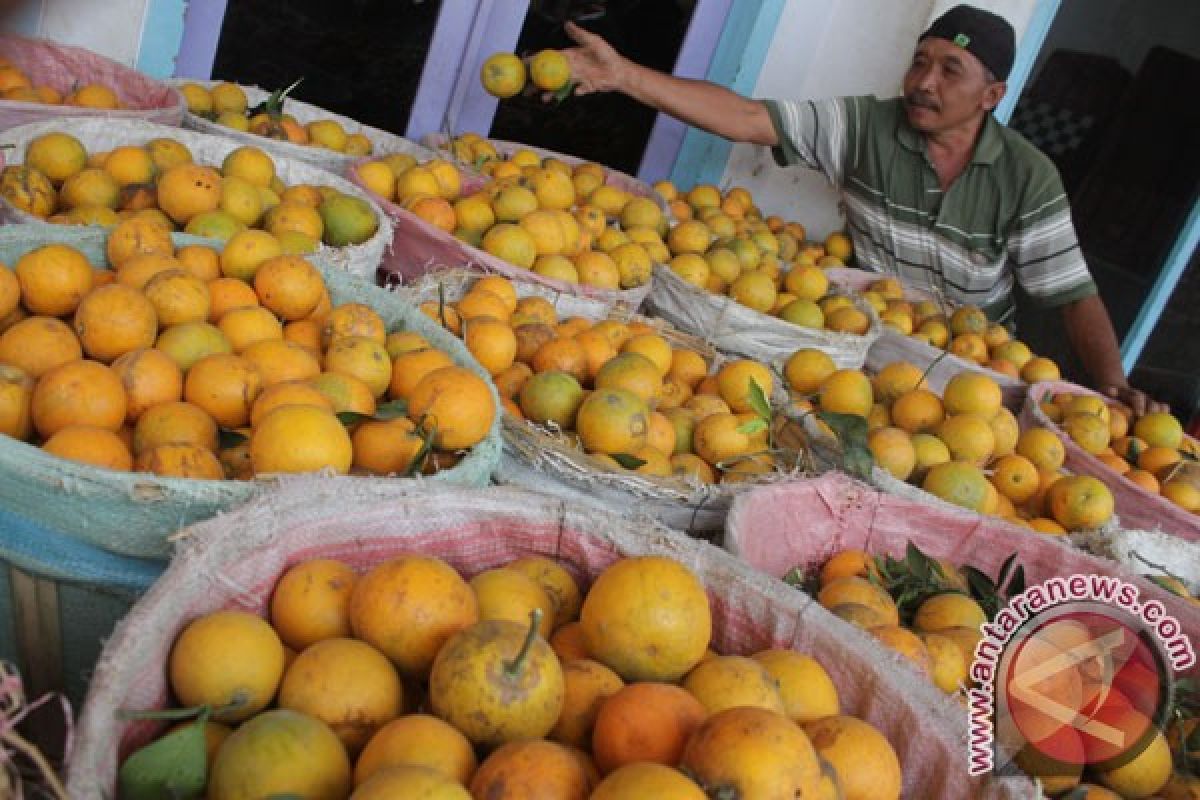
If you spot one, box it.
[920,5,1017,81]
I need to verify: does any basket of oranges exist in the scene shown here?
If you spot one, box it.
[173,79,433,175]
[0,33,184,131]
[69,480,1032,799]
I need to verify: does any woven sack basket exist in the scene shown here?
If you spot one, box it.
[726,473,1199,784]
[348,158,652,309]
[825,267,1027,409]
[69,480,1029,799]
[1073,527,1200,592]
[420,132,663,208]
[0,33,184,131]
[170,78,433,174]
[645,262,881,368]
[406,268,807,536]
[0,225,501,561]
[0,118,393,280]
[1022,380,1200,541]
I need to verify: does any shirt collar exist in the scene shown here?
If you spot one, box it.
[896,111,1004,165]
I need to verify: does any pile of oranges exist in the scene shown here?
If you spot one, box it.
[1,131,379,248]
[1042,391,1199,514]
[356,142,662,293]
[177,81,373,156]
[415,273,787,485]
[0,58,121,108]
[480,50,572,98]
[783,351,1116,532]
[0,224,493,480]
[133,551,904,799]
[858,276,1060,383]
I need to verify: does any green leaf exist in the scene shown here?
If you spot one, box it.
[782,567,806,588]
[962,565,999,620]
[747,377,772,422]
[552,81,577,104]
[217,428,247,449]
[117,714,208,800]
[373,399,409,420]
[336,411,372,427]
[247,76,305,117]
[405,418,437,477]
[905,541,932,581]
[611,453,647,470]
[816,409,874,480]
[737,418,768,435]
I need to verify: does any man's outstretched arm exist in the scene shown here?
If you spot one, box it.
[561,21,778,146]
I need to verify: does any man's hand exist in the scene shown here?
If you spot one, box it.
[1099,384,1170,419]
[562,21,629,95]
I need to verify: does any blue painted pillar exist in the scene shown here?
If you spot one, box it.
[995,0,1062,124]
[1120,199,1200,374]
[136,0,187,79]
[668,0,786,189]
[173,0,229,79]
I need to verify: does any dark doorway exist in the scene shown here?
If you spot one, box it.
[489,0,697,175]
[210,0,443,136]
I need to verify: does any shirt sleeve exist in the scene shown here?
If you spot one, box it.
[761,97,853,187]
[1007,162,1098,308]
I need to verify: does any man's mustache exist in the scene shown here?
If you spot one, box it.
[905,92,940,111]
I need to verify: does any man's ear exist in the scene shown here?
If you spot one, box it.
[982,81,1007,112]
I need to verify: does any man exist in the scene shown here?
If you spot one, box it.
[561,5,1164,414]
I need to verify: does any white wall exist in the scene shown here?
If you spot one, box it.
[723,0,1037,239]
[1032,0,1200,79]
[2,0,150,67]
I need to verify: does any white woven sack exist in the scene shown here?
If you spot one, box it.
[1074,528,1200,593]
[170,79,433,174]
[0,33,185,130]
[645,263,881,368]
[68,480,1028,799]
[0,118,393,279]
[405,268,794,537]
[420,132,663,208]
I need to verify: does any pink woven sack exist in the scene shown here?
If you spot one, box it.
[0,34,183,130]
[347,159,651,309]
[1022,380,1200,541]
[68,480,1029,799]
[825,267,1028,409]
[420,132,662,207]
[726,472,1200,667]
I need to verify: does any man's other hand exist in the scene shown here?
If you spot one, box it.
[1100,384,1170,418]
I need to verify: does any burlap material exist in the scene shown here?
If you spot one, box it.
[170,79,433,175]
[1022,380,1200,541]
[645,263,881,368]
[1074,527,1200,591]
[0,118,393,279]
[419,132,662,208]
[348,158,651,309]
[0,34,184,130]
[69,480,1025,799]
[0,226,500,561]
[825,267,1027,409]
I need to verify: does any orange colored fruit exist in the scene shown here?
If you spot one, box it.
[32,360,126,438]
[168,610,285,722]
[269,558,357,652]
[591,681,707,774]
[407,366,495,450]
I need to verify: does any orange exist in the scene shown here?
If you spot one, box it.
[106,217,174,268]
[132,400,218,456]
[590,763,706,799]
[1138,446,1182,478]
[321,303,386,348]
[67,83,119,109]
[468,740,592,800]
[1021,356,1061,383]
[868,426,916,480]
[169,610,285,722]
[250,403,352,475]
[591,681,707,774]
[891,388,945,434]
[683,655,786,715]
[42,425,133,471]
[752,649,840,724]
[1064,412,1112,455]
[681,707,822,800]
[219,229,283,282]
[324,336,392,399]
[949,333,989,364]
[269,558,357,651]
[351,417,426,475]
[922,461,991,513]
[464,317,517,376]
[350,555,478,678]
[407,366,495,450]
[532,336,589,383]
[206,277,261,321]
[251,255,324,321]
[1134,411,1184,450]
[937,413,996,466]
[250,381,332,427]
[0,316,79,379]
[32,360,126,438]
[715,359,773,414]
[311,371,376,417]
[355,716,477,788]
[1048,475,1115,531]
[218,306,284,352]
[780,349,834,396]
[135,443,225,479]
[550,622,591,663]
[949,306,988,336]
[15,243,94,317]
[157,163,221,225]
[72,284,157,364]
[0,365,34,441]
[141,270,210,328]
[241,339,321,387]
[620,333,672,377]
[873,361,926,405]
[595,352,663,406]
[518,370,585,428]
[24,131,86,184]
[804,715,902,800]
[1016,427,1066,471]
[576,388,649,455]
[1163,479,1200,512]
[580,555,710,683]
[389,347,454,401]
[942,371,1002,417]
[277,637,403,754]
[991,454,1040,504]
[183,353,262,428]
[207,709,352,799]
[818,369,874,418]
[693,411,754,467]
[352,765,470,799]
[480,52,526,99]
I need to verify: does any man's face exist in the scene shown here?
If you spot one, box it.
[902,37,1006,134]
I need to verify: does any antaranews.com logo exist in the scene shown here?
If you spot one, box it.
[967,574,1196,782]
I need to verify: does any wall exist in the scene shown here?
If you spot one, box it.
[1,0,152,67]
[1032,0,1200,79]
[721,0,1038,239]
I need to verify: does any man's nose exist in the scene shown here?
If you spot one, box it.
[914,66,938,91]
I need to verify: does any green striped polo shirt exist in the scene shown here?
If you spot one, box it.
[763,95,1097,322]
